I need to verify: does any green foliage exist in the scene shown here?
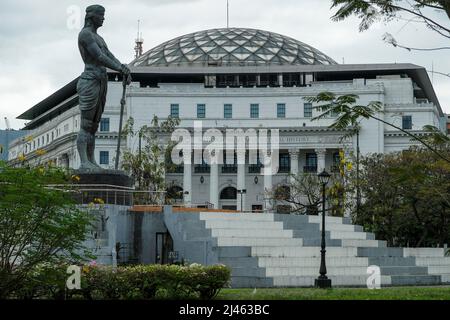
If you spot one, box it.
[330,1,450,33]
[120,115,180,204]
[307,92,450,163]
[0,162,94,299]
[217,287,450,300]
[5,263,231,300]
[353,148,450,247]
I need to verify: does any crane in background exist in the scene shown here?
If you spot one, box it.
[4,117,11,130]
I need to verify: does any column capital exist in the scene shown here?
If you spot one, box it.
[288,149,299,160]
[315,148,327,157]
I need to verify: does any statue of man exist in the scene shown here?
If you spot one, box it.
[77,5,130,170]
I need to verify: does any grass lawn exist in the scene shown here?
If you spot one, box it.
[216,286,450,300]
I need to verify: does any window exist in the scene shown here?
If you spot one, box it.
[170,104,179,118]
[279,153,290,172]
[402,115,412,130]
[224,104,232,119]
[304,103,313,118]
[197,104,206,118]
[304,153,317,173]
[332,152,340,172]
[100,118,110,132]
[99,151,109,165]
[250,104,259,118]
[277,103,286,118]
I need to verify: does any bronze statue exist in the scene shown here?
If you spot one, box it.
[77,5,130,170]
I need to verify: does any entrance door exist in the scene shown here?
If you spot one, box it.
[155,232,173,264]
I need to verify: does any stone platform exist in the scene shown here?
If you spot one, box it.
[71,169,134,205]
[163,211,450,288]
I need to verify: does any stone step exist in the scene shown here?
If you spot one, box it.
[205,220,284,229]
[441,275,450,283]
[402,248,446,257]
[389,275,442,286]
[368,257,416,266]
[330,230,374,240]
[211,228,292,238]
[427,266,450,274]
[380,266,429,276]
[272,275,374,287]
[217,246,252,258]
[307,216,352,225]
[302,238,343,247]
[264,266,368,277]
[251,246,358,258]
[357,247,404,257]
[415,257,450,266]
[340,239,385,247]
[256,256,370,268]
[319,223,363,232]
[215,237,303,247]
[200,212,274,221]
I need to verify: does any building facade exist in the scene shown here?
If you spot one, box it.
[8,28,446,212]
[1,129,29,161]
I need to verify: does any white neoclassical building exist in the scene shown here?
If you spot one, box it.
[9,28,446,212]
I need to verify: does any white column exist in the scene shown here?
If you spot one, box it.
[262,152,273,212]
[316,148,327,173]
[289,149,299,184]
[237,163,246,211]
[159,154,166,205]
[210,162,219,209]
[183,163,192,208]
[263,172,273,212]
[289,149,299,210]
[278,74,283,87]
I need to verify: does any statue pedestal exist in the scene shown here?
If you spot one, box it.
[72,169,134,206]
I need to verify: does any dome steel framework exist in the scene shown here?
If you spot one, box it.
[131,28,337,68]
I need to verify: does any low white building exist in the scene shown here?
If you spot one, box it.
[9,28,446,212]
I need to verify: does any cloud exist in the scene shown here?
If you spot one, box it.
[1,0,449,129]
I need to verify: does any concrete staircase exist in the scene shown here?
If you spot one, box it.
[164,211,450,288]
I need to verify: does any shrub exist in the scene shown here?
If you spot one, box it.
[9,263,231,300]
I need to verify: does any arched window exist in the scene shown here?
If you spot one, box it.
[220,187,237,200]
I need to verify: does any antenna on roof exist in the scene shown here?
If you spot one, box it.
[134,19,144,59]
[227,0,229,28]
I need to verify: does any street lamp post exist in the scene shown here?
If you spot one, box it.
[315,170,332,289]
[237,189,246,212]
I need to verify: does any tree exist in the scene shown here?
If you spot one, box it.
[331,0,449,39]
[306,92,450,164]
[120,115,180,205]
[271,151,355,217]
[330,0,450,77]
[354,148,450,247]
[0,162,94,298]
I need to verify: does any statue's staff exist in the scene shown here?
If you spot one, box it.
[115,73,132,170]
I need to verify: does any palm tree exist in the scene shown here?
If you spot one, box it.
[305,92,450,164]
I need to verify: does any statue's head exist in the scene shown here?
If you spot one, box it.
[84,5,105,28]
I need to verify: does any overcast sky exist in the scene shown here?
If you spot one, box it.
[0,0,449,129]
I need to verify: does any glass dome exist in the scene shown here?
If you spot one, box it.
[131,28,337,68]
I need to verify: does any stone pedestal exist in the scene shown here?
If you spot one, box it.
[72,169,134,205]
